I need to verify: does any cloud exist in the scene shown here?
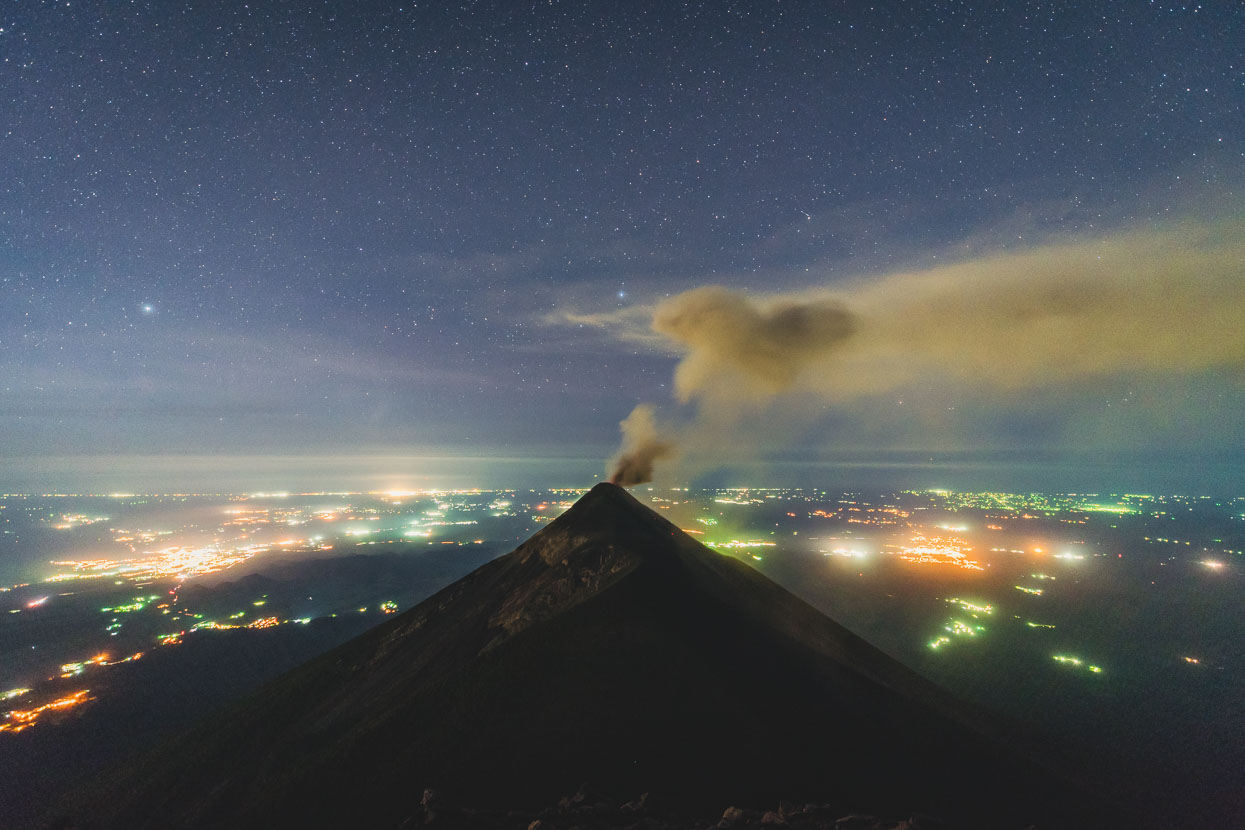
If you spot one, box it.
[608,404,675,486]
[542,304,673,351]
[652,286,856,404]
[607,217,1245,480]
[663,220,1245,408]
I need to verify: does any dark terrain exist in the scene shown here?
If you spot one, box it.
[59,483,1128,829]
[1,545,502,829]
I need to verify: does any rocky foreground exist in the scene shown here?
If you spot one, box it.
[396,788,985,830]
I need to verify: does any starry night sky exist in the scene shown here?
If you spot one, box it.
[2,1,1243,490]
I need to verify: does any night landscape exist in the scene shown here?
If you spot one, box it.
[2,2,1243,829]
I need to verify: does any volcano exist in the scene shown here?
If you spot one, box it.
[73,483,1119,829]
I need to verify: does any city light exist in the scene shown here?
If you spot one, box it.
[59,653,110,678]
[0,485,1234,756]
[0,690,93,733]
[887,533,984,571]
[1053,654,1103,674]
[946,598,994,616]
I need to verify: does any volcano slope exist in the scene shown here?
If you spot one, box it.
[70,483,1122,829]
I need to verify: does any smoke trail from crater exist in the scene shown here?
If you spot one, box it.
[608,404,674,486]
[606,219,1245,484]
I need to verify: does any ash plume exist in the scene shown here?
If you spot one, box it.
[608,404,674,486]
[652,286,856,404]
[605,219,1245,480]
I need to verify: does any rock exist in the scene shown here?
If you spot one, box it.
[761,810,787,824]
[896,815,947,830]
[558,786,604,812]
[719,806,765,828]
[834,817,885,830]
[622,793,650,813]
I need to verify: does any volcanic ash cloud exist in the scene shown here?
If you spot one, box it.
[657,224,1245,411]
[651,285,857,406]
[606,219,1245,482]
[608,404,674,486]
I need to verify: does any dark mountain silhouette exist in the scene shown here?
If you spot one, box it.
[68,483,1125,829]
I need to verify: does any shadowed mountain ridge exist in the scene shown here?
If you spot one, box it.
[69,483,1125,829]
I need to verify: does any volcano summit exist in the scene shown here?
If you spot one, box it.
[71,483,1119,829]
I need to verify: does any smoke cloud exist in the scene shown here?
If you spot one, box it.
[608,404,674,486]
[606,219,1245,483]
[653,286,856,403]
